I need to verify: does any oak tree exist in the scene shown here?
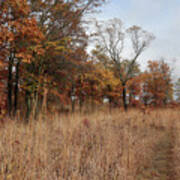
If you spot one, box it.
[92,18,154,110]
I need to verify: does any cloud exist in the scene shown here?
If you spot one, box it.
[93,0,180,79]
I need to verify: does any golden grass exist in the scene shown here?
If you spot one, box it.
[0,108,180,179]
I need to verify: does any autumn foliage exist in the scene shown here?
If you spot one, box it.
[0,0,177,120]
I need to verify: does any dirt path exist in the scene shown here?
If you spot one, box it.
[136,128,176,180]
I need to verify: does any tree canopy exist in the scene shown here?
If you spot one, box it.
[0,1,178,119]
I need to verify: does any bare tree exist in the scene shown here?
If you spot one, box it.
[92,18,155,110]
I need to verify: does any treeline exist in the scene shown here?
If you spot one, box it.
[0,0,178,120]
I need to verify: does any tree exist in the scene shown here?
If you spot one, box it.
[0,0,106,119]
[26,0,106,115]
[127,73,142,107]
[92,18,155,110]
[141,60,173,106]
[0,0,44,118]
[175,78,180,103]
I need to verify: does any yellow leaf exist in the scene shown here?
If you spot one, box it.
[7,174,12,179]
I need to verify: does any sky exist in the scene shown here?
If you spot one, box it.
[91,0,180,80]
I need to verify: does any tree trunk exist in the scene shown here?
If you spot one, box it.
[71,83,76,113]
[129,92,132,107]
[32,91,40,120]
[122,84,128,111]
[42,87,48,114]
[109,96,112,113]
[71,98,75,113]
[25,90,31,123]
[14,61,20,116]
[42,74,48,115]
[90,81,95,113]
[107,85,112,113]
[79,95,84,113]
[8,53,14,116]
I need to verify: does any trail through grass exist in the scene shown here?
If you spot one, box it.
[0,109,180,179]
[136,127,176,180]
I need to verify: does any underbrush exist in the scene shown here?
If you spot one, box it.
[0,108,180,179]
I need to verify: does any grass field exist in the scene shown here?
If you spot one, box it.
[0,108,180,179]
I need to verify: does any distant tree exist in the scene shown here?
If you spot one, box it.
[92,18,155,110]
[141,60,173,106]
[175,78,180,103]
[0,0,44,118]
[27,0,106,115]
[0,0,106,118]
[127,73,142,107]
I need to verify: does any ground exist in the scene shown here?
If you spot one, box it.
[0,108,179,179]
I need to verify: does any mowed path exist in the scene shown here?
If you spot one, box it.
[136,128,176,180]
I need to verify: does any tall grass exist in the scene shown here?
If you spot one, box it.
[0,108,180,179]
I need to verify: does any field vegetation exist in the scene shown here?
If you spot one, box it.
[1,1,180,179]
[0,108,180,179]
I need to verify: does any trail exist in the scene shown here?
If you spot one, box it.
[136,128,176,180]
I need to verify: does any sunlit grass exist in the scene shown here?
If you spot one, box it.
[0,108,180,179]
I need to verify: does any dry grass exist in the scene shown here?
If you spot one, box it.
[0,108,180,179]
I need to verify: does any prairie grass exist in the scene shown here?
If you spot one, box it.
[0,108,180,179]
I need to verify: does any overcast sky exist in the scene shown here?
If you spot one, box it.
[91,0,180,80]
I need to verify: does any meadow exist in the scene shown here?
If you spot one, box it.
[1,1,180,179]
[0,108,179,180]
